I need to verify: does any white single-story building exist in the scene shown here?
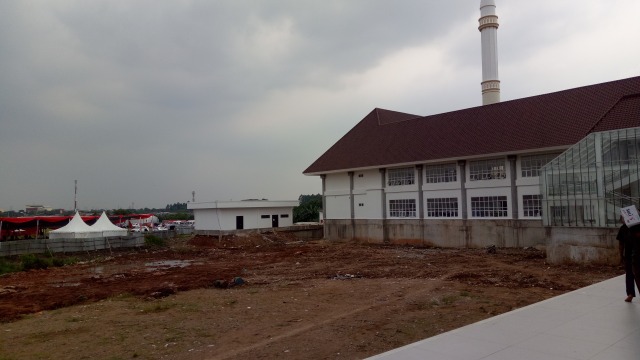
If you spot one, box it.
[187,200,299,234]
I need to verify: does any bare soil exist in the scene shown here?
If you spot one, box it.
[0,233,621,360]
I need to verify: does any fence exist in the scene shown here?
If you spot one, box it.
[0,234,145,257]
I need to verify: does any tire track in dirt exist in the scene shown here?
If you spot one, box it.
[208,272,462,360]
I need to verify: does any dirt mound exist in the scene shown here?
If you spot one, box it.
[188,232,300,249]
[0,236,622,360]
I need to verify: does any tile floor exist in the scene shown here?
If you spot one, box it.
[367,275,640,359]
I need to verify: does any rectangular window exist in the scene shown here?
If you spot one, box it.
[469,159,506,181]
[425,163,457,183]
[389,199,416,218]
[521,154,560,177]
[388,167,415,186]
[260,215,270,219]
[280,214,289,218]
[522,195,542,217]
[471,196,508,217]
[426,198,458,218]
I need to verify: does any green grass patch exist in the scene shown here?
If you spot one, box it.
[0,253,79,275]
[139,301,177,314]
[144,234,166,247]
[0,257,21,275]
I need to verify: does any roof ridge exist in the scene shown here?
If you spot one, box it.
[374,108,423,125]
[587,92,640,134]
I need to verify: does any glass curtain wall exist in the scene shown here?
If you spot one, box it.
[541,127,640,227]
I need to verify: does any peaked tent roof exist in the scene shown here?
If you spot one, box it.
[49,212,95,234]
[304,76,640,174]
[91,212,126,232]
[91,212,128,237]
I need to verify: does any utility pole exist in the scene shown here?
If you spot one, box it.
[74,180,78,212]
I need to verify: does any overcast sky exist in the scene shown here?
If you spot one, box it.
[1,0,639,211]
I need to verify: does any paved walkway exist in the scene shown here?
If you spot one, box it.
[368,275,640,359]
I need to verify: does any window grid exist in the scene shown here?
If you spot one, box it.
[425,164,457,183]
[521,154,559,177]
[389,199,416,218]
[471,196,508,217]
[426,198,458,218]
[388,167,415,186]
[522,195,542,217]
[469,159,506,181]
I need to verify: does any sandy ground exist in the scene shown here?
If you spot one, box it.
[0,233,621,359]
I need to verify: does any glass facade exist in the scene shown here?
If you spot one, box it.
[540,127,640,227]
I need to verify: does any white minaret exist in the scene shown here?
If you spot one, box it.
[479,0,500,105]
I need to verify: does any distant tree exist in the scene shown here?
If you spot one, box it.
[165,202,188,212]
[112,209,133,215]
[158,212,193,221]
[293,194,322,223]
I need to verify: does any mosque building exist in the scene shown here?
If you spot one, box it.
[303,0,640,263]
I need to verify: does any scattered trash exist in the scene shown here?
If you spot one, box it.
[213,280,228,289]
[148,285,176,299]
[330,274,362,280]
[213,276,246,289]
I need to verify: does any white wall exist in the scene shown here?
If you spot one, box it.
[325,173,350,194]
[354,190,384,219]
[194,206,294,231]
[353,169,381,191]
[321,153,556,222]
[325,194,350,219]
[194,209,222,230]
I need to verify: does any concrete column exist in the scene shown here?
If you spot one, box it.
[417,165,426,245]
[348,172,355,219]
[416,165,424,219]
[380,168,388,243]
[320,174,327,219]
[348,171,355,239]
[508,155,518,219]
[458,160,467,219]
[379,168,387,219]
[320,175,327,240]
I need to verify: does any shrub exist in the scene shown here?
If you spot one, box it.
[0,258,21,275]
[144,234,165,247]
[20,254,52,270]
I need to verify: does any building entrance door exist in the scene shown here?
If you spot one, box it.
[236,216,244,230]
[271,215,279,228]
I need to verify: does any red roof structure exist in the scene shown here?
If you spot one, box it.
[304,76,640,174]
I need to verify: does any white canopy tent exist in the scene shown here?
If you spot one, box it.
[91,212,127,237]
[49,212,103,239]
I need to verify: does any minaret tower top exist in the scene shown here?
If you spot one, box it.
[479,0,500,105]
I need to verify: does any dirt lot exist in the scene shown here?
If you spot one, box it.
[0,233,622,360]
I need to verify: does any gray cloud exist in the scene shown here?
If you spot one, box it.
[1,0,639,211]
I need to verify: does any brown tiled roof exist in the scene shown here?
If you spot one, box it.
[304,76,640,174]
